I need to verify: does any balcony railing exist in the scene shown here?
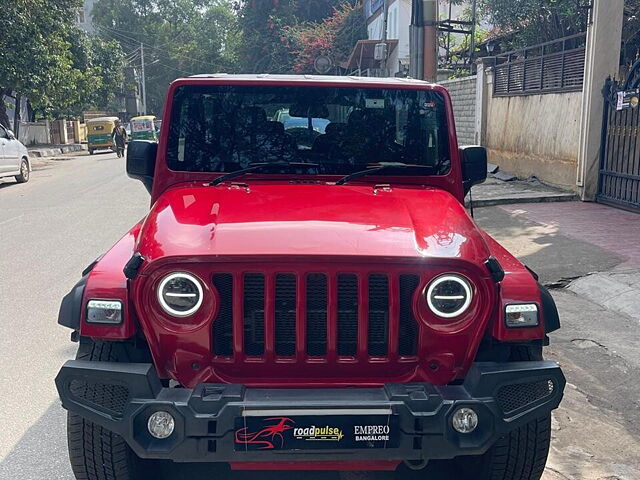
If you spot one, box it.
[490,33,587,97]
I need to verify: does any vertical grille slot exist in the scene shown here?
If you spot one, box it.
[275,274,296,357]
[399,274,420,356]
[306,274,327,357]
[368,274,389,357]
[243,274,265,356]
[337,274,358,356]
[212,274,233,356]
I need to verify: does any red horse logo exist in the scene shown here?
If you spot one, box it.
[235,417,295,450]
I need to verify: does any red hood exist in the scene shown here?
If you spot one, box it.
[136,182,490,265]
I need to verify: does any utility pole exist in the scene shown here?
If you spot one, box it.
[140,43,147,115]
[410,0,438,82]
[469,0,478,74]
[380,0,389,76]
[423,0,438,82]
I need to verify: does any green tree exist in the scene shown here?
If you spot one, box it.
[0,0,126,126]
[0,0,81,125]
[235,0,361,73]
[459,0,588,48]
[92,0,238,114]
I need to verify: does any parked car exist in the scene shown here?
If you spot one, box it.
[0,124,30,183]
[56,75,565,480]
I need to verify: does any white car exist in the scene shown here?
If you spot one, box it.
[0,124,30,183]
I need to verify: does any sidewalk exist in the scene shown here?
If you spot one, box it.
[468,177,577,207]
[476,200,640,480]
[28,144,85,158]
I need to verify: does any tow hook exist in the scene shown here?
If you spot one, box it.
[404,459,429,470]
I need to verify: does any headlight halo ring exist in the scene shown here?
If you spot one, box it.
[157,272,204,318]
[425,274,473,319]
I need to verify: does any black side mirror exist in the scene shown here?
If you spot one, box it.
[127,140,157,194]
[460,146,488,195]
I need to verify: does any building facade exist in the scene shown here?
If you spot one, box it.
[77,0,96,33]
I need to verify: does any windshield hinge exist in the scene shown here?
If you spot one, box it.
[373,184,393,195]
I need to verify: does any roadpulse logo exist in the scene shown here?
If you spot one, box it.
[293,426,345,442]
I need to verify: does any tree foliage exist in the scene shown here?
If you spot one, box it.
[451,0,589,49]
[0,0,125,123]
[92,0,238,114]
[235,0,364,73]
[282,3,367,74]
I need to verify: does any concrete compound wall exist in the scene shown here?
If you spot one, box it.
[440,76,477,146]
[484,86,582,190]
[18,121,50,146]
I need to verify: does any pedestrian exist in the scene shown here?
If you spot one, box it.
[111,120,127,158]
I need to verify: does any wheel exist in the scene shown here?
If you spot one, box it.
[15,158,29,183]
[455,346,551,480]
[67,339,149,480]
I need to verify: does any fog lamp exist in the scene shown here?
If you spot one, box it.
[505,304,539,328]
[86,300,123,324]
[147,411,175,439]
[452,407,478,434]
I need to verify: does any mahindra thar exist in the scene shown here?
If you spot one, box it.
[56,75,565,479]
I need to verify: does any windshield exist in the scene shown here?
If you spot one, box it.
[167,85,451,176]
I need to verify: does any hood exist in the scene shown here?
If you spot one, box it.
[136,183,490,265]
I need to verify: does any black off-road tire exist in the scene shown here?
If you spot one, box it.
[67,339,148,480]
[455,345,552,480]
[15,159,29,183]
[461,414,552,480]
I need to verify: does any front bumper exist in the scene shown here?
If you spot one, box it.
[56,361,565,463]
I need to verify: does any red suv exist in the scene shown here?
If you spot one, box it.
[56,75,564,480]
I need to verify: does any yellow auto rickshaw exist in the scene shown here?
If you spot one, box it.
[130,115,158,142]
[86,117,119,155]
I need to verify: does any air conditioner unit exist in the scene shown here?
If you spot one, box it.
[374,42,388,61]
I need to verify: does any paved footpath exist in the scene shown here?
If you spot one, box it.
[0,154,638,479]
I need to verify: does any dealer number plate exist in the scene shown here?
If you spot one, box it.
[234,414,399,451]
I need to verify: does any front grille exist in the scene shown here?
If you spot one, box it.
[212,270,422,363]
[69,379,129,417]
[306,274,327,357]
[337,274,358,356]
[275,274,296,356]
[244,273,265,356]
[496,380,554,414]
[213,274,234,356]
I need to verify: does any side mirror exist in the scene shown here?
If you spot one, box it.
[7,130,16,139]
[127,140,157,194]
[460,146,488,195]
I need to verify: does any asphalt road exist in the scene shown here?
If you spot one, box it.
[0,152,638,480]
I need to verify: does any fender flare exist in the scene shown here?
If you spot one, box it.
[538,283,561,333]
[58,256,102,330]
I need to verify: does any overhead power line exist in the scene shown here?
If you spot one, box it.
[96,24,222,70]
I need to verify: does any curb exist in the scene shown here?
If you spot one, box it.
[465,193,578,208]
[29,144,86,158]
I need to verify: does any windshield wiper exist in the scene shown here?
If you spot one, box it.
[335,162,437,185]
[210,162,319,186]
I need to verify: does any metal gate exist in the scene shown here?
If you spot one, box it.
[598,79,640,211]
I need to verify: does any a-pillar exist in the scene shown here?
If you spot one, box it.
[577,0,624,200]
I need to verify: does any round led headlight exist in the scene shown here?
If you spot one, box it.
[426,274,473,318]
[157,272,204,317]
